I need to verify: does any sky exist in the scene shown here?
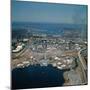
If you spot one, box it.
[12,0,87,24]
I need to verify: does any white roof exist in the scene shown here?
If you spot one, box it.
[17,64,23,67]
[57,62,62,65]
[61,64,66,67]
[57,66,62,69]
[66,59,73,64]
[23,61,29,64]
[13,45,23,52]
[55,56,60,60]
[23,38,29,41]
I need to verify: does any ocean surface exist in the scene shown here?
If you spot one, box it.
[12,65,65,89]
[12,22,84,31]
[12,22,87,39]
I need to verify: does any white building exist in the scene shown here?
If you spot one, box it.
[12,45,23,53]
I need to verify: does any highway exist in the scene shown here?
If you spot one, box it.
[78,48,87,70]
[78,48,87,84]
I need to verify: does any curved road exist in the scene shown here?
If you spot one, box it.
[78,48,87,84]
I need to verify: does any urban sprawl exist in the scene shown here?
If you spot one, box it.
[12,30,87,86]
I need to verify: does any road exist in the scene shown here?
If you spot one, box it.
[78,48,87,70]
[78,48,87,84]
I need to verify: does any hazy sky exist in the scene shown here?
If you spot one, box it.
[12,0,87,24]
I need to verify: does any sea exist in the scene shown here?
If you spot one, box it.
[12,22,87,39]
[12,65,65,89]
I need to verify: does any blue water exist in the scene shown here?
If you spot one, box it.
[12,22,87,40]
[12,22,85,35]
[12,65,65,89]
